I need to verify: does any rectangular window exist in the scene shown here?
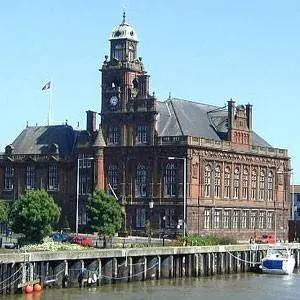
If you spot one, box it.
[267,174,273,201]
[214,167,221,198]
[4,166,14,190]
[204,166,211,197]
[204,209,211,229]
[258,211,265,229]
[234,169,240,199]
[164,208,176,228]
[241,210,247,229]
[136,208,146,228]
[259,172,265,200]
[223,210,230,229]
[214,210,221,229]
[165,163,176,197]
[108,126,120,145]
[108,164,119,192]
[136,125,148,144]
[224,168,231,199]
[48,165,59,191]
[250,211,256,229]
[232,210,239,229]
[252,171,257,200]
[242,170,249,199]
[266,211,273,229]
[78,207,88,225]
[79,160,93,195]
[26,166,35,190]
[135,164,147,198]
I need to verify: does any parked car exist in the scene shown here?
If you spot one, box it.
[255,233,275,244]
[71,234,93,247]
[51,231,71,242]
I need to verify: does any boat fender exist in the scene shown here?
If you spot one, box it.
[62,274,70,288]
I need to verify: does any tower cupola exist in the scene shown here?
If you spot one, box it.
[110,12,138,42]
[109,12,138,62]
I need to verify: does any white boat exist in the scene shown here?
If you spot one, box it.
[260,245,295,275]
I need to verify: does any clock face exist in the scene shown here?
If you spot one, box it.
[109,96,119,107]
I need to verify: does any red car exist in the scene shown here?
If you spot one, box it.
[255,234,275,244]
[71,235,93,247]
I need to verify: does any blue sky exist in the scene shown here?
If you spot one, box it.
[0,1,299,182]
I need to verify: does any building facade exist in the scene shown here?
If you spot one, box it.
[0,14,292,241]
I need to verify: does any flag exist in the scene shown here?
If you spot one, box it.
[42,81,51,90]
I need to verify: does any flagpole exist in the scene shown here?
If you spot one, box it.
[48,81,52,126]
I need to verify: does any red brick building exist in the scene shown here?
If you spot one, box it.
[0,14,291,241]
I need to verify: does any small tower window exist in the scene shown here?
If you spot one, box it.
[113,44,123,61]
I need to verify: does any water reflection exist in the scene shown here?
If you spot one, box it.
[3,273,300,300]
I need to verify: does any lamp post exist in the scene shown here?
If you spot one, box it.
[162,215,166,246]
[168,156,187,238]
[148,200,154,245]
[76,157,94,234]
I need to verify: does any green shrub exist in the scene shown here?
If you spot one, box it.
[176,234,237,246]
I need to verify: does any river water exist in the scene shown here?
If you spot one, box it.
[2,272,300,300]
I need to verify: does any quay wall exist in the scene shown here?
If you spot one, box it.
[0,243,300,294]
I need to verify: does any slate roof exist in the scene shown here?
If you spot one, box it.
[9,125,76,155]
[6,98,271,155]
[156,98,271,147]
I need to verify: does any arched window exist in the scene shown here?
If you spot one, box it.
[251,169,257,200]
[136,164,147,198]
[224,166,231,198]
[242,168,249,199]
[204,165,211,197]
[214,165,221,198]
[267,171,274,201]
[234,167,240,199]
[259,170,265,200]
[108,164,119,191]
[165,163,176,197]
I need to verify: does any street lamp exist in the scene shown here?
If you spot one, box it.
[168,156,187,238]
[76,156,94,234]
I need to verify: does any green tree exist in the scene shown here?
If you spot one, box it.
[0,201,9,223]
[87,189,124,247]
[10,189,61,244]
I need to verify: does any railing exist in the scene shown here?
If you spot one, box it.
[0,154,71,161]
[155,136,288,157]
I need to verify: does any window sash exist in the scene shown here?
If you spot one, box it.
[26,166,35,189]
[136,208,146,228]
[4,166,14,190]
[48,165,59,190]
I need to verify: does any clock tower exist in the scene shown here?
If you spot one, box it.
[100,13,157,147]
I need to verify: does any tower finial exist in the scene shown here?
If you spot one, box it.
[122,9,126,23]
